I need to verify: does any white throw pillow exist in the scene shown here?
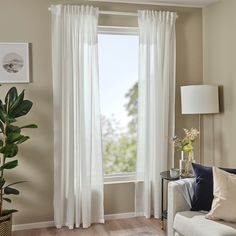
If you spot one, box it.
[206,167,236,222]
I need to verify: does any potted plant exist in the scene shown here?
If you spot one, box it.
[0,87,37,236]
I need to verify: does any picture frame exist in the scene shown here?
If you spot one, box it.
[0,43,30,83]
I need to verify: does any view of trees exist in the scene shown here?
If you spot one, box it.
[102,82,138,174]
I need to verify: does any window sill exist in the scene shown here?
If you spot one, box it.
[104,172,137,184]
[104,180,138,185]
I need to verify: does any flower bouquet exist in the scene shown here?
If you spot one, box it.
[173,128,199,176]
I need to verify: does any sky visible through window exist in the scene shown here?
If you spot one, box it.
[98,33,139,174]
[98,34,138,130]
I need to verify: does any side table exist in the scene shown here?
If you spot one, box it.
[160,171,179,230]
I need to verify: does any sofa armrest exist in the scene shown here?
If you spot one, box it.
[167,178,195,236]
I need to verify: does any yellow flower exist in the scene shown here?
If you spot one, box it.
[183,144,193,153]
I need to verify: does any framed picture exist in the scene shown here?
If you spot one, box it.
[0,43,29,83]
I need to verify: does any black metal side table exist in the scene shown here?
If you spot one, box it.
[160,171,179,230]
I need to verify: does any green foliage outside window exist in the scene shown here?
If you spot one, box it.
[102,82,138,174]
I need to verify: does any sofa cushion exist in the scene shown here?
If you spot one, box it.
[206,167,236,222]
[174,211,236,236]
[191,163,236,211]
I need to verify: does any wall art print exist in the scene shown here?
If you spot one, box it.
[0,43,29,83]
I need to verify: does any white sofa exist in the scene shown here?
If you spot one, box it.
[167,178,236,236]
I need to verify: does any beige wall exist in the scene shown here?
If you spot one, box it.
[203,0,236,167]
[0,0,202,224]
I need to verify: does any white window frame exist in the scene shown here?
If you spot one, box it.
[98,25,138,35]
[98,26,139,183]
[104,172,137,184]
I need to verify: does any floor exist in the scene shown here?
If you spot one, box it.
[13,217,166,236]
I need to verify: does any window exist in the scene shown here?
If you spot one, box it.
[98,28,138,181]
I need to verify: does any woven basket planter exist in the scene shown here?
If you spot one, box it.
[0,213,12,236]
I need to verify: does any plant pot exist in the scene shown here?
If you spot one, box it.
[0,213,12,236]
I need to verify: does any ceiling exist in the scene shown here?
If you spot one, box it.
[90,0,220,7]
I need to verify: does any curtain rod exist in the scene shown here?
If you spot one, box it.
[99,10,137,16]
[101,10,178,18]
[48,7,138,16]
[48,8,178,18]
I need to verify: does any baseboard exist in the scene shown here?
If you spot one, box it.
[12,221,54,231]
[105,212,143,220]
[12,212,143,231]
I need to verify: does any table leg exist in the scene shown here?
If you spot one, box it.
[161,178,164,230]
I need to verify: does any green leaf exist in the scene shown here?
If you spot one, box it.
[5,87,18,109]
[5,117,16,123]
[4,186,19,195]
[0,100,5,111]
[7,132,22,143]
[10,90,24,112]
[0,144,18,158]
[16,136,29,144]
[20,124,38,129]
[0,178,5,188]
[0,160,18,171]
[0,121,4,133]
[6,125,21,135]
[0,109,6,122]
[3,209,18,215]
[6,124,37,136]
[3,198,11,203]
[10,100,33,118]
[4,181,27,188]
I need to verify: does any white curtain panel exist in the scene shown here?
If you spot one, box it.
[51,5,104,229]
[136,10,177,218]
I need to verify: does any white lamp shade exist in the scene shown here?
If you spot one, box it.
[181,85,219,114]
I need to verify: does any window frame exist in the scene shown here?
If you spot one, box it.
[98,26,139,36]
[98,26,139,183]
[104,172,137,184]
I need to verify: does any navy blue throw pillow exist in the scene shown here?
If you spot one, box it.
[191,163,236,211]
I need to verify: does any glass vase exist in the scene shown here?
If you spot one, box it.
[179,151,195,177]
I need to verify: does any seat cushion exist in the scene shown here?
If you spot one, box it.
[173,211,236,236]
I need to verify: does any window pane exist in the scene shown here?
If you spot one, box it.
[98,34,138,175]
